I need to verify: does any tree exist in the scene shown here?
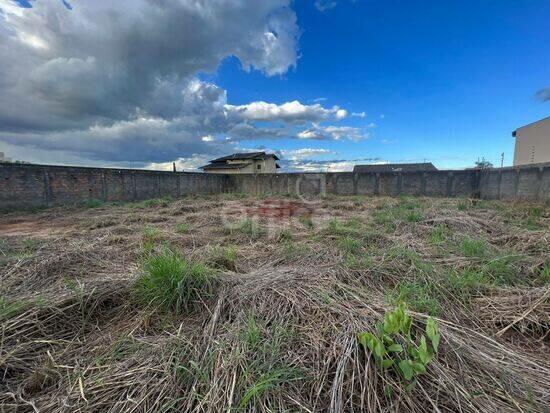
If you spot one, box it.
[475,157,493,169]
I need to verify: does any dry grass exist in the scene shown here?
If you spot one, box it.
[0,195,549,412]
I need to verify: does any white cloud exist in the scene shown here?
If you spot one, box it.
[297,125,367,141]
[352,111,366,118]
[279,148,336,160]
[224,100,347,123]
[315,0,338,12]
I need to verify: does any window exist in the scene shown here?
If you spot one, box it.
[257,164,261,170]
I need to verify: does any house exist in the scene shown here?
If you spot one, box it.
[200,152,280,174]
[512,117,550,166]
[353,162,437,173]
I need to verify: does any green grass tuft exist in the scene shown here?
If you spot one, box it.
[460,238,487,258]
[389,281,441,316]
[209,245,238,271]
[299,215,314,229]
[429,224,450,245]
[134,249,214,312]
[81,199,104,208]
[224,219,263,239]
[175,222,190,234]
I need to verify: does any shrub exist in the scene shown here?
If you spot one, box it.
[134,249,214,312]
[357,303,440,382]
[460,238,487,257]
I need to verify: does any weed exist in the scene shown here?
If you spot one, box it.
[325,218,362,237]
[538,264,550,284]
[457,200,468,211]
[239,368,297,408]
[134,249,214,312]
[209,245,238,271]
[460,238,487,258]
[373,210,397,232]
[277,229,293,243]
[175,222,190,234]
[389,281,441,316]
[224,219,263,239]
[22,238,41,252]
[448,268,488,295]
[338,236,362,255]
[357,303,440,382]
[406,211,423,223]
[0,296,27,321]
[483,255,519,285]
[299,215,314,229]
[429,224,450,244]
[142,226,164,251]
[345,254,373,270]
[131,197,172,209]
[82,199,104,208]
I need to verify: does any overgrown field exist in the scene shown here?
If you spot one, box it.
[1,195,549,412]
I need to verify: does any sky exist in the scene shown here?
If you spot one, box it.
[0,0,548,171]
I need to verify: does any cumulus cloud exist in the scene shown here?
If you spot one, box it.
[535,88,550,102]
[297,125,367,141]
[224,100,347,123]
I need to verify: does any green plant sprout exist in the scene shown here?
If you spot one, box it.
[357,303,440,381]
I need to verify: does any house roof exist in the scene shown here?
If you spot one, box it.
[209,151,279,162]
[353,162,437,173]
[200,162,247,170]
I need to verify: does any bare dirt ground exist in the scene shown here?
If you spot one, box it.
[0,195,549,412]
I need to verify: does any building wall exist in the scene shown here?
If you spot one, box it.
[2,163,549,210]
[513,117,550,166]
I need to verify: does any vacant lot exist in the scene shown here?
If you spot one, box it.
[1,195,549,412]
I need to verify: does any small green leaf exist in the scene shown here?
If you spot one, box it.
[387,344,403,353]
[381,359,394,369]
[426,317,440,351]
[373,339,387,359]
[398,360,414,380]
[411,361,426,374]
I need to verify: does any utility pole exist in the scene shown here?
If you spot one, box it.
[173,162,176,172]
[500,153,504,168]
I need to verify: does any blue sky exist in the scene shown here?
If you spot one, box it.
[1,0,548,170]
[210,0,550,168]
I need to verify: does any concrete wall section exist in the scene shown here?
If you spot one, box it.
[1,163,549,210]
[0,163,229,210]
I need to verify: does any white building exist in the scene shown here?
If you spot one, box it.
[513,117,550,166]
